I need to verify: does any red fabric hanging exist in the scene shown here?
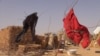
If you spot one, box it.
[97,38,100,46]
[63,8,90,48]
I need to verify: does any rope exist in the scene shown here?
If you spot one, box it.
[87,18,100,29]
[71,0,79,9]
[64,0,79,16]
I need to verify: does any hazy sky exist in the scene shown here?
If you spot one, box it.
[0,0,100,35]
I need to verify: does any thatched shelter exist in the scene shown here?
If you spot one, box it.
[0,26,46,53]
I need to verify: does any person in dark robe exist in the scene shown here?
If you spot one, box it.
[15,12,38,42]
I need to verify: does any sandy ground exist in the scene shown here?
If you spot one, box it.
[0,45,100,56]
[42,45,100,56]
[77,47,100,56]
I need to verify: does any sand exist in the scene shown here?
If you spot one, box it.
[0,45,100,56]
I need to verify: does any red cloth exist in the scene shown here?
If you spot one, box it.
[97,38,100,46]
[63,8,90,48]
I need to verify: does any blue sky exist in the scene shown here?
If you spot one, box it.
[0,0,100,35]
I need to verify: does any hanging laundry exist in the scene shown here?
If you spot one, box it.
[63,8,90,48]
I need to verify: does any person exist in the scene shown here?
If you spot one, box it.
[15,12,38,43]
